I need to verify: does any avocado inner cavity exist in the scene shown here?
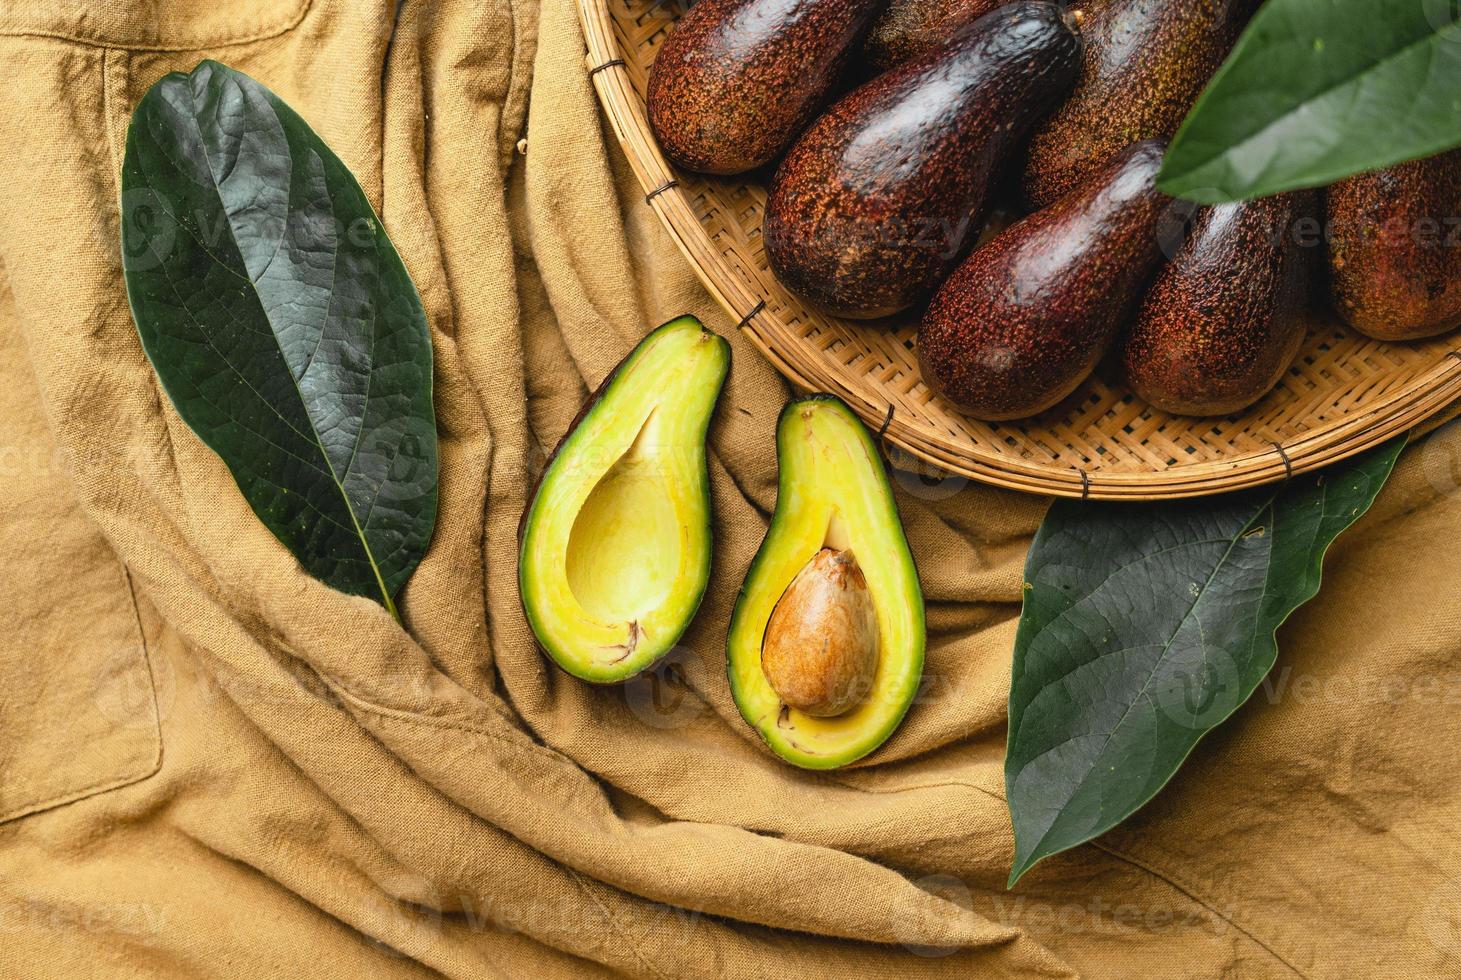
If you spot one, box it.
[565,414,681,624]
[518,318,730,683]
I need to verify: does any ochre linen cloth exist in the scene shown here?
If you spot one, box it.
[1,0,1460,976]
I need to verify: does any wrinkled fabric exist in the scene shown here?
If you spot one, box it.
[0,0,1459,976]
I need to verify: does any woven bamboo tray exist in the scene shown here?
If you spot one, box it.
[577,0,1461,499]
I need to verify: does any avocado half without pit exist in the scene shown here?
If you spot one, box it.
[518,316,730,682]
[728,396,925,769]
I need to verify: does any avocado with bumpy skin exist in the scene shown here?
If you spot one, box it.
[862,0,1011,72]
[1327,150,1461,342]
[1021,0,1260,210]
[518,317,730,683]
[764,1,1083,319]
[728,396,924,769]
[919,140,1170,421]
[647,0,882,176]
[1124,191,1316,417]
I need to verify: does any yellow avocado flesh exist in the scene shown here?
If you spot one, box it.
[519,317,729,682]
[728,397,925,769]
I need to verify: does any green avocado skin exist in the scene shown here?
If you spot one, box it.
[763,1,1082,320]
[1022,0,1260,211]
[918,140,1169,421]
[1327,150,1461,342]
[861,0,1010,72]
[726,394,926,770]
[646,0,881,176]
[516,316,729,684]
[1123,191,1317,417]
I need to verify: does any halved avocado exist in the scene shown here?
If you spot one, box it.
[519,316,730,683]
[728,396,925,769]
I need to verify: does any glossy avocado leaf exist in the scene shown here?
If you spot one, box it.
[121,61,437,620]
[1160,0,1461,203]
[727,396,924,770]
[1005,438,1404,885]
[519,317,730,683]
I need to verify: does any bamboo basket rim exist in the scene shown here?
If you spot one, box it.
[576,0,1461,500]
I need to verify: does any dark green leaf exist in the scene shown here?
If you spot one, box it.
[121,61,437,619]
[1005,439,1404,885]
[1160,0,1461,203]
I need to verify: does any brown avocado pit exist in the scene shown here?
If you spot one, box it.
[761,548,879,718]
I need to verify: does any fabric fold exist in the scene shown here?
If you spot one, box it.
[0,0,1458,976]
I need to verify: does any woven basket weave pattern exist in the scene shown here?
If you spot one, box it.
[579,0,1461,499]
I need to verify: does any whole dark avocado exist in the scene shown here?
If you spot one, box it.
[763,1,1083,320]
[862,0,1011,72]
[1327,150,1461,341]
[646,0,881,176]
[1124,191,1317,417]
[919,140,1170,420]
[1021,0,1260,210]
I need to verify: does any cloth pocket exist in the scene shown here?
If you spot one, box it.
[0,273,162,825]
[0,0,310,51]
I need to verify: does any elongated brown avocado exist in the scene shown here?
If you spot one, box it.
[1124,191,1317,417]
[1022,0,1261,210]
[919,140,1170,420]
[1327,150,1461,341]
[647,0,882,176]
[764,1,1083,320]
[862,0,1011,72]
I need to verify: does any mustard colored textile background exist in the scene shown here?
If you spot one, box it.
[1,1,1459,975]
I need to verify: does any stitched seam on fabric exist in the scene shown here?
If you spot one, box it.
[499,0,517,173]
[322,673,571,759]
[0,763,162,826]
[1093,842,1310,979]
[116,559,166,779]
[319,669,1306,977]
[321,677,675,978]
[174,825,447,971]
[824,774,1006,802]
[0,47,165,827]
[827,773,1306,975]
[380,0,409,204]
[564,867,670,980]
[0,0,314,53]
[0,559,174,824]
[498,0,525,177]
[102,42,119,176]
[374,0,463,427]
[331,679,1005,807]
[118,22,200,648]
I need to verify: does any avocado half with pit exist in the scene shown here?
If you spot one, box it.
[518,316,730,682]
[728,395,925,769]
